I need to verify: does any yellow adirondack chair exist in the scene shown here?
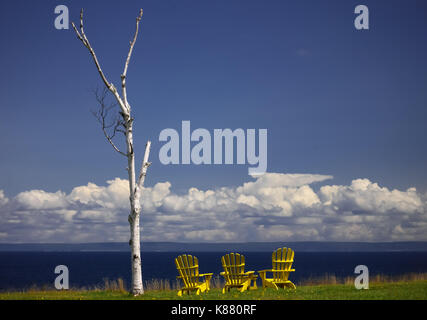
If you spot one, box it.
[258,247,296,290]
[175,254,213,296]
[220,253,258,293]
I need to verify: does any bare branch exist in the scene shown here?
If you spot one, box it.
[137,140,152,189]
[123,9,143,79]
[121,9,143,112]
[93,88,128,157]
[71,10,110,89]
[72,9,129,116]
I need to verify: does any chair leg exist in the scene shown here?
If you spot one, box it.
[205,276,212,291]
[261,280,267,289]
[239,280,251,292]
[259,272,266,289]
[199,282,207,293]
[285,282,296,289]
[250,277,258,290]
[264,281,278,290]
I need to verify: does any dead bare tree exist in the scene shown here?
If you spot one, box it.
[71,8,150,296]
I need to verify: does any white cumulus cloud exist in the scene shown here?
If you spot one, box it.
[0,173,426,243]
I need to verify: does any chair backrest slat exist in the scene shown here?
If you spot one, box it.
[175,254,200,288]
[272,247,294,281]
[222,253,247,286]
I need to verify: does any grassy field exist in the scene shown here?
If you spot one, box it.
[1,274,426,300]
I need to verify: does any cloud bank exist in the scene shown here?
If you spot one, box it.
[0,173,426,243]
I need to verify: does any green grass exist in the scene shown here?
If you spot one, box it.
[1,279,426,300]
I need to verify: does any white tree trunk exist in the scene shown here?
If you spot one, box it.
[72,9,149,296]
[126,120,143,295]
[126,127,151,295]
[129,206,143,294]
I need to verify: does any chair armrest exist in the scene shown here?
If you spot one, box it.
[245,271,258,279]
[258,269,273,273]
[177,273,214,280]
[258,269,295,275]
[258,270,272,280]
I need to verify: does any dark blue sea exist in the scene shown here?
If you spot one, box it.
[1,251,427,290]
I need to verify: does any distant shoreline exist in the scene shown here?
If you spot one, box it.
[1,241,427,252]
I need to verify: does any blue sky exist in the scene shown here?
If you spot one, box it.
[0,0,426,243]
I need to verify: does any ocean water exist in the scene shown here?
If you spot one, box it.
[0,251,427,290]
